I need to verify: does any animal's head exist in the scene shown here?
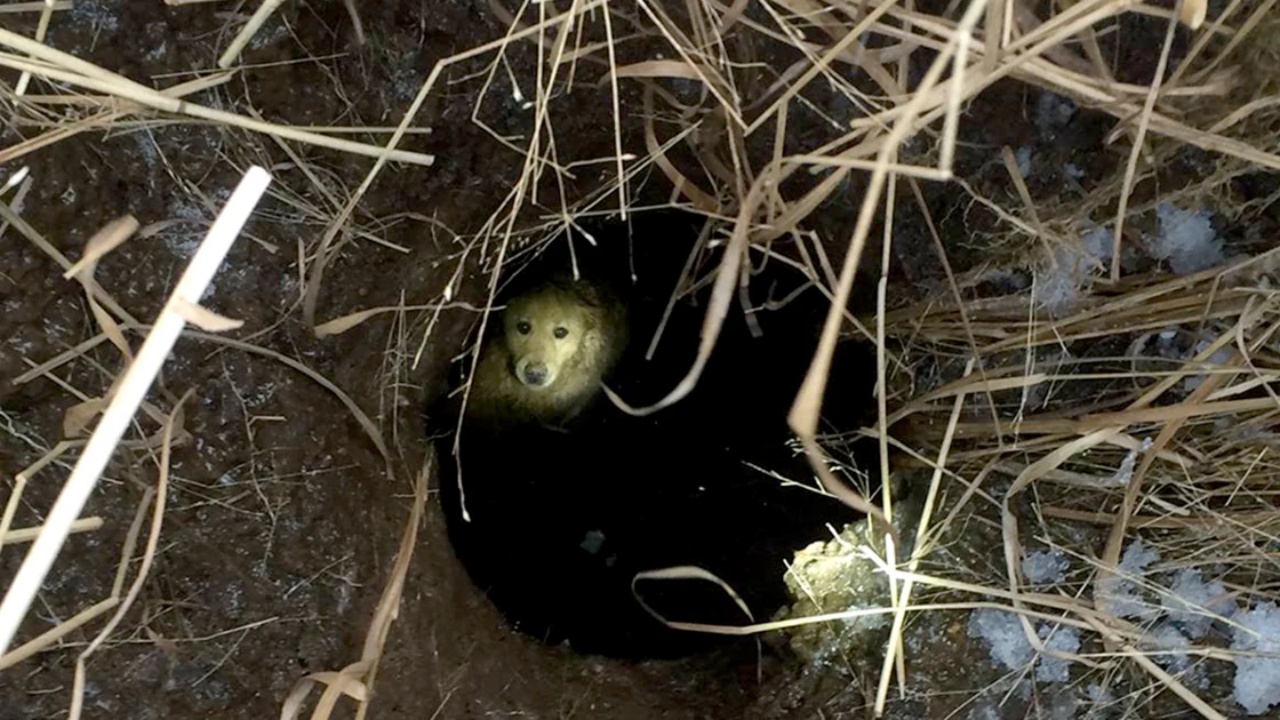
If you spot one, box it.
[502,284,599,390]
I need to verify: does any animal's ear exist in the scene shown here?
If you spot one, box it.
[572,282,605,309]
[581,325,605,354]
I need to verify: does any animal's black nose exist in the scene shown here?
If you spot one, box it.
[522,363,549,386]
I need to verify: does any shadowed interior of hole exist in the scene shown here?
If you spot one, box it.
[430,208,880,660]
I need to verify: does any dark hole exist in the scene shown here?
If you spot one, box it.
[429,208,879,660]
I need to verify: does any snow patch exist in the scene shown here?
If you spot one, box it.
[1183,332,1234,392]
[1232,601,1280,715]
[1152,203,1224,275]
[1015,146,1033,178]
[967,608,1080,683]
[1097,539,1161,621]
[1034,239,1106,316]
[1022,550,1069,586]
[1035,92,1077,138]
[1163,568,1235,639]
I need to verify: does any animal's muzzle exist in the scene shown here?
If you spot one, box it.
[519,361,550,387]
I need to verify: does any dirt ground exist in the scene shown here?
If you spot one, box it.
[0,1,1262,719]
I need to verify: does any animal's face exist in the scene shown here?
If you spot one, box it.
[503,292,592,390]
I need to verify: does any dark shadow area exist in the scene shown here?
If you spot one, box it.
[429,209,879,660]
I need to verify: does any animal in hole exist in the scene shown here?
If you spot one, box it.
[464,277,628,430]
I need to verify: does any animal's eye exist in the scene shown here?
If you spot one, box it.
[517,321,531,335]
[553,327,569,339]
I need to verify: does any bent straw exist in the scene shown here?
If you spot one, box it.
[0,165,272,656]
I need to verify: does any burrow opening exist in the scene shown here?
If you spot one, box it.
[428,208,882,661]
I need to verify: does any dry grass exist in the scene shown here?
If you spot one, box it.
[2,0,1280,717]
[865,249,1280,716]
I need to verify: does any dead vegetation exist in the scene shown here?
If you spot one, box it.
[1,0,1280,717]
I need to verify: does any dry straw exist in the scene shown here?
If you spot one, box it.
[440,0,1278,717]
[4,0,1280,716]
[0,166,272,655]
